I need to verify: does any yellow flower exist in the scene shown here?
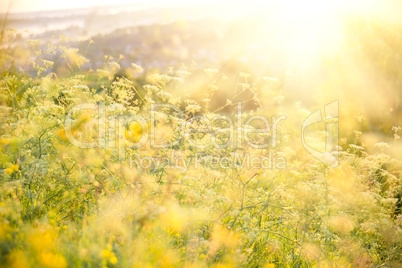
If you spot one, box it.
[102,249,112,259]
[159,205,188,233]
[0,222,11,241]
[158,250,178,267]
[0,138,10,146]
[55,127,80,141]
[6,250,28,268]
[26,229,54,252]
[39,252,67,268]
[73,113,91,130]
[209,224,240,253]
[5,164,18,175]
[102,248,118,265]
[125,122,144,143]
[109,255,118,264]
[55,128,67,140]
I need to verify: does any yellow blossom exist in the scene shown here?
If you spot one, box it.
[125,122,144,143]
[6,250,28,268]
[0,138,10,146]
[26,229,54,252]
[39,252,67,268]
[5,164,18,175]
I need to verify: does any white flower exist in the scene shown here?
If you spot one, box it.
[170,77,184,84]
[143,85,158,92]
[374,142,390,151]
[186,104,201,114]
[131,63,144,74]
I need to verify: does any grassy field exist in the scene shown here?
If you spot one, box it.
[1,1,402,267]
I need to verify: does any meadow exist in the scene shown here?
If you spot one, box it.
[1,1,402,267]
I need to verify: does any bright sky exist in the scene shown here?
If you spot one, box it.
[1,0,133,13]
[1,0,399,16]
[2,0,401,29]
[1,0,231,13]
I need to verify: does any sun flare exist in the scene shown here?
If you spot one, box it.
[264,0,349,67]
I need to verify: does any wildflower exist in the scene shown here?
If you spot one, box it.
[109,255,118,264]
[40,252,67,268]
[62,48,88,68]
[102,248,112,258]
[239,72,251,79]
[170,77,184,84]
[392,126,401,140]
[42,60,54,69]
[374,142,390,152]
[28,39,40,49]
[71,85,89,91]
[201,98,211,105]
[56,112,91,140]
[125,122,144,143]
[158,250,178,267]
[97,69,111,79]
[26,229,55,252]
[131,63,144,74]
[108,61,120,72]
[209,224,240,252]
[0,222,11,241]
[55,128,71,141]
[239,82,250,89]
[5,164,18,175]
[176,70,191,77]
[157,91,172,100]
[353,130,362,138]
[143,85,158,92]
[159,205,188,233]
[102,244,118,265]
[0,138,10,148]
[148,74,171,85]
[6,250,28,268]
[349,144,365,152]
[186,104,201,114]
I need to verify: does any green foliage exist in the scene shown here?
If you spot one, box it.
[0,34,401,268]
